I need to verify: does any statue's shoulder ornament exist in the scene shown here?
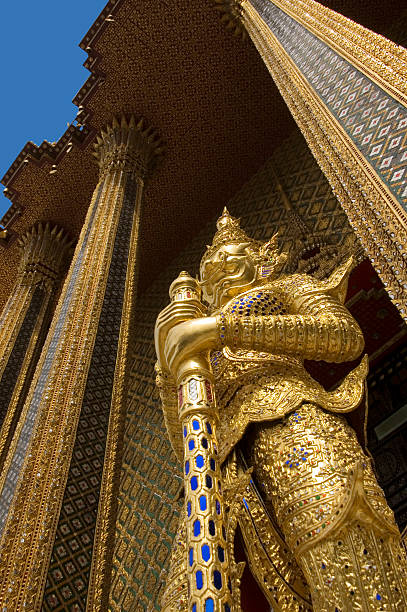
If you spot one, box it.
[264,255,354,310]
[311,255,354,305]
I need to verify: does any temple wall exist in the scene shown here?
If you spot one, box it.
[108,128,357,611]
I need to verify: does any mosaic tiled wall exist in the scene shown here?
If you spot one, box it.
[251,0,407,214]
[108,129,357,611]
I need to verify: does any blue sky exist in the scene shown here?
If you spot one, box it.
[0,1,107,219]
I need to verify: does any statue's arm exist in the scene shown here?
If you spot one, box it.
[218,289,364,363]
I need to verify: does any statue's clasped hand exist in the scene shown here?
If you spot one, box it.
[163,315,219,377]
[154,299,219,376]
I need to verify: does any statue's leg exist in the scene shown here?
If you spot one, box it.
[249,403,407,611]
[160,512,188,612]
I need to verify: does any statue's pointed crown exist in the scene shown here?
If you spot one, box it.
[200,207,287,280]
[202,207,257,260]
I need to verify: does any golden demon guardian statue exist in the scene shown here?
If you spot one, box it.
[154,208,407,612]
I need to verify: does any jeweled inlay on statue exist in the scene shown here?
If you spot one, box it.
[155,208,407,611]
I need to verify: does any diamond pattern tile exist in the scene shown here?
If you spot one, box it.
[252,0,407,212]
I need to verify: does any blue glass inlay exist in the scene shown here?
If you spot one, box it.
[216,499,221,515]
[376,594,382,601]
[206,422,212,434]
[202,544,211,562]
[187,501,192,517]
[209,520,215,536]
[213,570,222,590]
[194,520,201,536]
[188,439,195,451]
[224,605,231,612]
[191,476,198,491]
[196,571,203,590]
[205,598,214,612]
[202,437,208,449]
[192,605,197,612]
[196,455,204,469]
[199,495,207,511]
[189,548,193,566]
[206,475,213,489]
[243,497,249,510]
[218,545,225,563]
[185,460,190,475]
[192,420,200,431]
[210,458,216,471]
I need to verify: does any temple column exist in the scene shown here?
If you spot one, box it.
[0,116,162,611]
[217,0,407,320]
[0,222,72,473]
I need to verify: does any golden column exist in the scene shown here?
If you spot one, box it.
[167,272,232,612]
[216,0,407,321]
[0,116,162,611]
[0,222,72,473]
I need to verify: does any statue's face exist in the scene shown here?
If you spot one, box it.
[200,243,257,307]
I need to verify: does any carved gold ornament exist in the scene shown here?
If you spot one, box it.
[156,209,407,610]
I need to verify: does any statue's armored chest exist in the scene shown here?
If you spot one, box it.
[211,287,289,383]
[225,288,287,318]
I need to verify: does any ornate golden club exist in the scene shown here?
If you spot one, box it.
[169,271,232,612]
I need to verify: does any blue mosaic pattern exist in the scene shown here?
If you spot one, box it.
[183,410,230,611]
[251,0,407,212]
